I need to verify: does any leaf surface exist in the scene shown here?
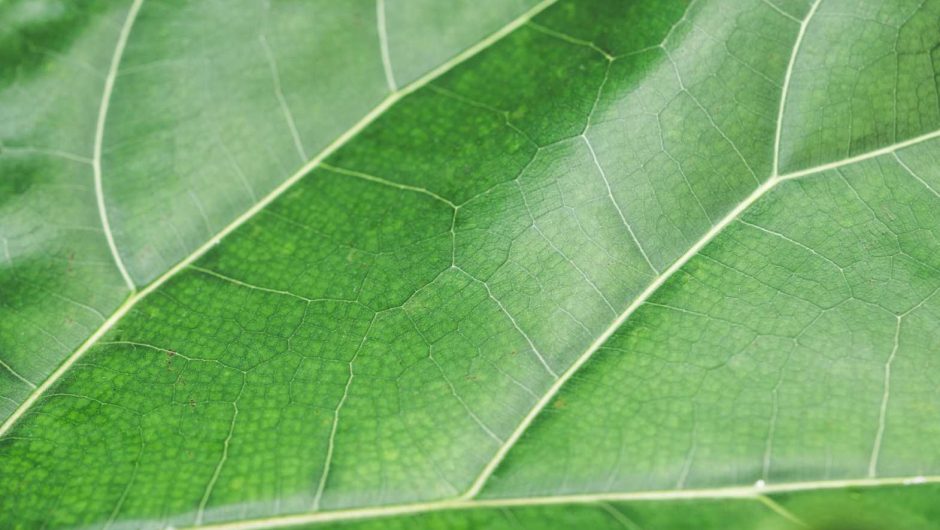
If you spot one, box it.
[3,1,940,529]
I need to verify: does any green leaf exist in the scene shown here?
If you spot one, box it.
[3,0,940,529]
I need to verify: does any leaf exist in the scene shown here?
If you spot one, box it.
[3,0,940,529]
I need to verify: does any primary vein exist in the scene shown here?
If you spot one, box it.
[189,475,940,530]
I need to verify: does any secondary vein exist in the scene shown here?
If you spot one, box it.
[94,0,145,292]
[772,0,821,177]
[377,0,398,92]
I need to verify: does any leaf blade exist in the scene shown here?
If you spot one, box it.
[3,1,940,528]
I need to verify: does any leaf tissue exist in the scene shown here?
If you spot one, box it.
[3,0,940,528]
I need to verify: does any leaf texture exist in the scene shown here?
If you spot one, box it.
[3,0,940,529]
